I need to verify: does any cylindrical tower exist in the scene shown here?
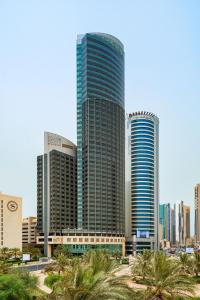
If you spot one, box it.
[126,112,159,252]
[77,33,125,237]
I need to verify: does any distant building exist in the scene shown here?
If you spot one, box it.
[159,203,176,246]
[159,204,170,241]
[195,184,200,242]
[170,204,176,246]
[159,223,163,241]
[0,192,22,250]
[178,201,190,246]
[125,111,159,253]
[160,239,170,249]
[22,217,37,245]
[37,132,77,256]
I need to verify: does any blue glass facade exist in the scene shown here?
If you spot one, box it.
[127,112,159,251]
[77,33,125,236]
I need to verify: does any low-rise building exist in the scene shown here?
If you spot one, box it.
[22,217,37,245]
[0,192,22,250]
[37,230,125,257]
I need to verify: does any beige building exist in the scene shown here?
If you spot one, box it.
[22,217,37,245]
[179,200,190,246]
[195,184,200,242]
[0,192,22,250]
[37,234,125,257]
[183,205,190,246]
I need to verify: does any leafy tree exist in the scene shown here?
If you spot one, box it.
[30,247,41,260]
[54,244,72,258]
[0,247,11,260]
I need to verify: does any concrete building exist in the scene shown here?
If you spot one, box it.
[125,111,159,253]
[37,132,77,256]
[37,233,125,257]
[0,192,22,249]
[22,217,37,245]
[195,184,200,242]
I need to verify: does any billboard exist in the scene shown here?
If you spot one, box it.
[186,248,194,254]
[136,230,150,238]
[22,253,31,261]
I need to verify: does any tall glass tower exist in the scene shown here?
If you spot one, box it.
[77,33,125,237]
[126,112,159,252]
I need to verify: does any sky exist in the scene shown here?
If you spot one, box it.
[1,0,200,234]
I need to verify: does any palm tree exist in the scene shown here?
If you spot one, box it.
[23,244,41,260]
[83,250,118,275]
[179,253,193,275]
[132,249,152,280]
[51,254,70,275]
[139,251,195,300]
[0,247,11,260]
[10,247,21,259]
[51,259,136,300]
[193,252,200,277]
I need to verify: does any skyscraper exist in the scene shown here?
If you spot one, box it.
[195,184,200,242]
[170,204,176,246]
[77,33,125,237]
[37,132,77,256]
[126,112,159,252]
[159,203,176,246]
[178,200,190,246]
[159,203,170,241]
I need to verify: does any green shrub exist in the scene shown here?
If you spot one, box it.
[121,258,129,264]
[44,273,60,288]
[176,297,200,300]
[0,274,31,299]
[193,276,200,283]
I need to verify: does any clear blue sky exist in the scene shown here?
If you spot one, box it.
[1,1,200,233]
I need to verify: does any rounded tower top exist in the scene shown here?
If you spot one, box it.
[77,32,124,54]
[128,111,159,123]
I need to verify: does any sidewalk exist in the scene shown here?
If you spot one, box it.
[32,270,52,294]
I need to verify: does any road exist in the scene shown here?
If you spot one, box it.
[17,262,50,272]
